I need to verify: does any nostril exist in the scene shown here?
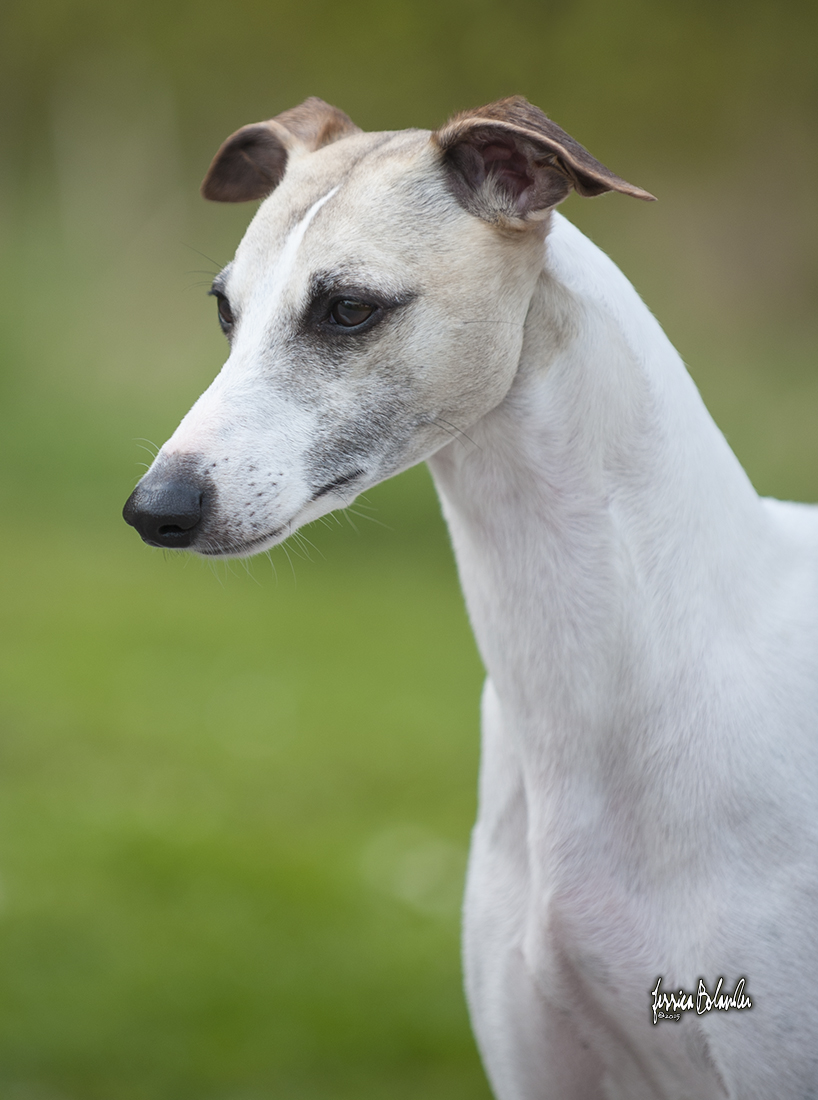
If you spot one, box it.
[155,494,203,535]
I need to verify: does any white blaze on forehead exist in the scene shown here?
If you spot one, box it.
[161,185,341,458]
[242,184,341,331]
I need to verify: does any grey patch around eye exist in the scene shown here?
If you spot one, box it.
[298,270,418,340]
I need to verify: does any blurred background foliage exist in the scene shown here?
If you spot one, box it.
[0,1,816,1097]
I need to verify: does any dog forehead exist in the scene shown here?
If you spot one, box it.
[228,129,453,287]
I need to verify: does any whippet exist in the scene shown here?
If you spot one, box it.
[123,96,818,1098]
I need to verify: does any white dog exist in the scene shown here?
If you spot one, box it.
[123,97,818,1099]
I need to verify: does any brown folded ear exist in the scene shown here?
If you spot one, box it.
[201,97,361,203]
[433,96,655,226]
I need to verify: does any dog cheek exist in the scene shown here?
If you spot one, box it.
[408,319,523,439]
[302,391,407,489]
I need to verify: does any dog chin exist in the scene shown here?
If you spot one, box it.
[190,521,289,558]
[194,489,361,558]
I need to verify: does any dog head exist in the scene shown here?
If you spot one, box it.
[123,96,652,556]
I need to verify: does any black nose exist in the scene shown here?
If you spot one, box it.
[123,472,206,549]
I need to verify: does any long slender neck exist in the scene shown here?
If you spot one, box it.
[428,213,773,773]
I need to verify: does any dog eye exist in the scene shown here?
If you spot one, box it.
[209,290,234,333]
[215,294,234,330]
[330,299,376,327]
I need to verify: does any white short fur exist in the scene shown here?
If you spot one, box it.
[125,101,818,1098]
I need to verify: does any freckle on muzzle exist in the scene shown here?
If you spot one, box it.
[123,457,213,550]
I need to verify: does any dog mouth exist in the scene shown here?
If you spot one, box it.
[197,525,290,557]
[197,469,367,557]
[309,468,365,501]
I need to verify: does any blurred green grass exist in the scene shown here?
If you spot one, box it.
[0,0,817,1096]
[0,478,489,1100]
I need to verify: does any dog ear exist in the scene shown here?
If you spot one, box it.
[201,97,361,203]
[433,96,655,226]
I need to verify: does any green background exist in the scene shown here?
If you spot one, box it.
[0,2,816,1097]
